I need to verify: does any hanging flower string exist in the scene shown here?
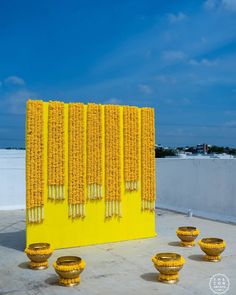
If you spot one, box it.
[26,100,156,220]
[26,100,44,223]
[47,101,65,200]
[105,105,122,217]
[123,106,139,191]
[86,104,102,200]
[141,108,155,211]
[68,103,86,218]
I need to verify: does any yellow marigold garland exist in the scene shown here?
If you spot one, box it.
[59,277,80,285]
[176,228,200,236]
[68,103,86,218]
[105,105,121,217]
[47,101,65,200]
[30,261,48,268]
[25,247,53,255]
[152,256,185,267]
[26,100,44,223]
[123,106,139,191]
[86,103,102,200]
[53,260,86,271]
[198,240,226,249]
[141,108,155,211]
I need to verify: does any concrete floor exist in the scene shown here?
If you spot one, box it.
[0,209,235,295]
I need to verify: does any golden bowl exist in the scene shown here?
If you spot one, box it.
[152,253,185,284]
[53,256,86,287]
[25,243,53,270]
[198,238,226,262]
[176,226,200,247]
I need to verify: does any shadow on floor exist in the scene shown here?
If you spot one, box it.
[45,275,58,286]
[188,254,204,261]
[140,272,157,282]
[168,241,181,247]
[0,230,25,251]
[18,262,30,269]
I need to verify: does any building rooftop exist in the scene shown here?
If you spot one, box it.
[0,209,235,295]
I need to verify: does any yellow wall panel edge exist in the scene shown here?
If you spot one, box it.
[26,102,156,249]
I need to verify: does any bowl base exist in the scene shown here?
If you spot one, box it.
[180,241,195,247]
[30,265,48,270]
[158,274,179,284]
[59,281,80,287]
[29,261,48,270]
[58,276,80,287]
[204,255,221,262]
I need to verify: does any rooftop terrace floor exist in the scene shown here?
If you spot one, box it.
[0,209,235,295]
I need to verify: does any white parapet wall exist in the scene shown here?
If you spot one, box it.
[156,158,236,224]
[0,150,236,224]
[0,149,25,210]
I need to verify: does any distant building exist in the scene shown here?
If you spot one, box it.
[196,143,208,154]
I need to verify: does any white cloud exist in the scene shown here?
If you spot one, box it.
[204,0,218,9]
[225,120,236,126]
[188,58,219,66]
[138,84,152,94]
[155,75,177,84]
[2,89,38,114]
[167,12,187,24]
[5,75,25,86]
[222,0,236,11]
[204,0,236,12]
[162,50,187,62]
[224,110,236,116]
[104,98,122,105]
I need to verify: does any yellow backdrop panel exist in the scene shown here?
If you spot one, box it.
[26,102,156,249]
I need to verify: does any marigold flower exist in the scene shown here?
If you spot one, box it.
[105,105,121,217]
[198,240,226,249]
[152,255,185,267]
[68,103,86,218]
[176,228,200,236]
[141,108,156,211]
[26,100,44,223]
[123,106,139,191]
[86,103,102,200]
[48,101,65,200]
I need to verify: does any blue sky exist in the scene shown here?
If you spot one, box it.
[0,0,236,147]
